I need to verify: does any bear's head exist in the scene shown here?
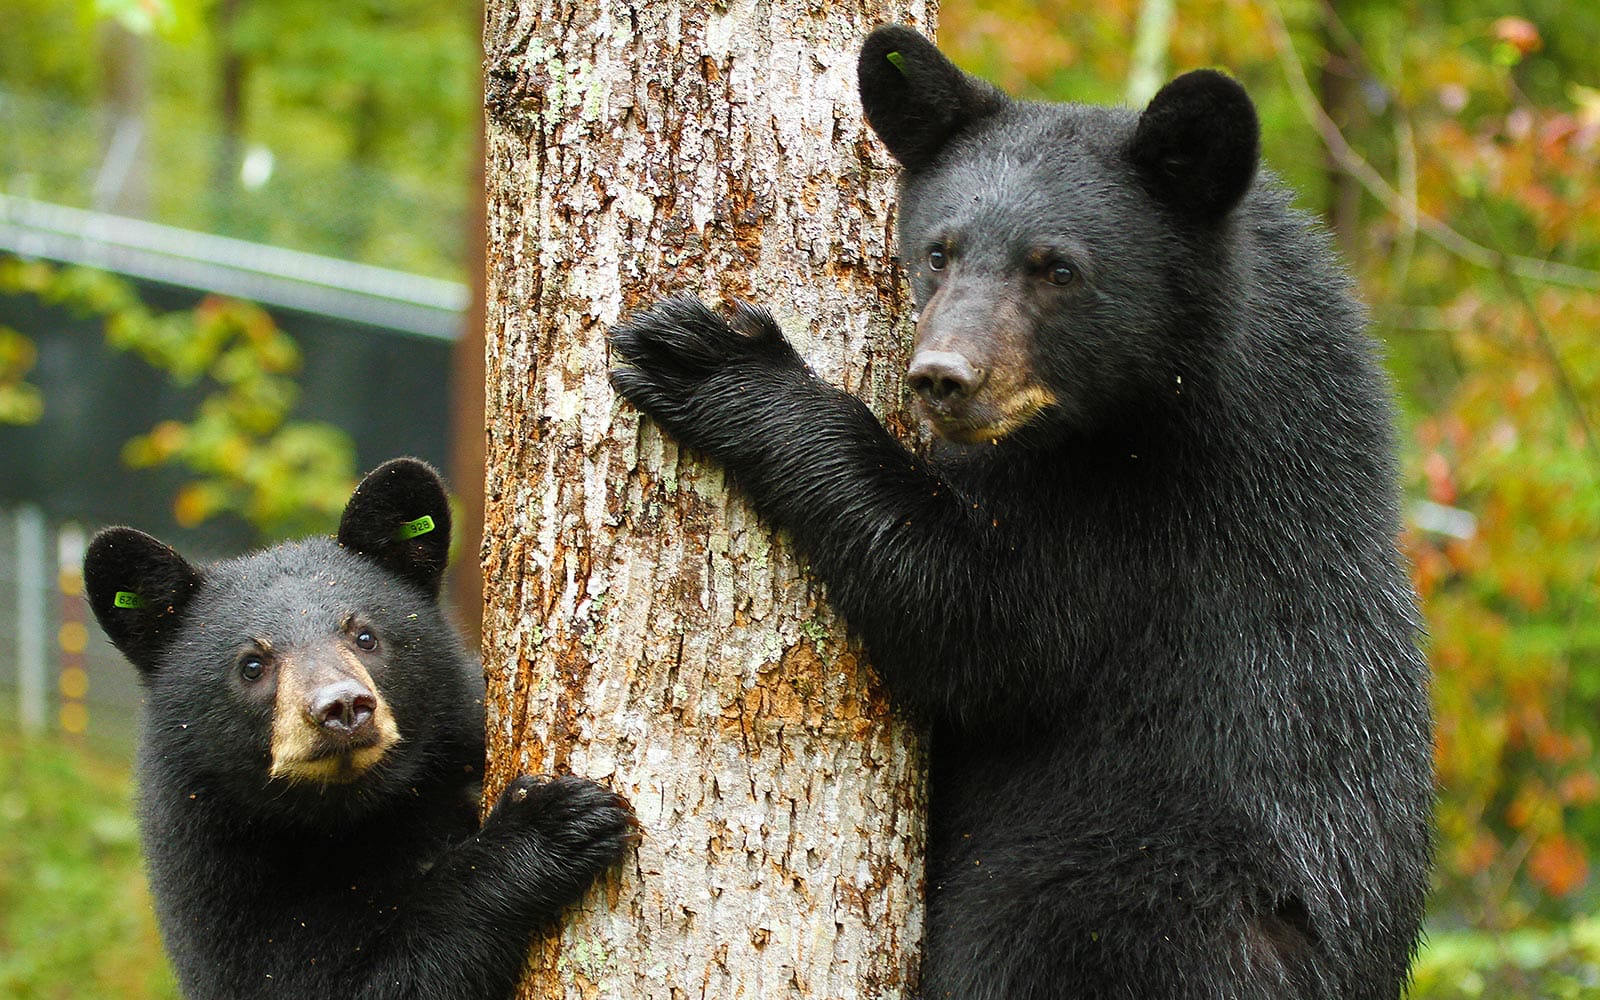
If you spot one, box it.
[83,458,473,829]
[858,25,1260,447]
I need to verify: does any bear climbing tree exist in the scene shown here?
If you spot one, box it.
[612,24,1434,1000]
[479,3,934,998]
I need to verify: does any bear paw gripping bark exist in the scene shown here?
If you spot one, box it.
[611,25,1432,1000]
[480,775,637,913]
[83,459,635,1000]
[610,297,813,458]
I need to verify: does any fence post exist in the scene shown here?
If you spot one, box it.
[15,504,48,735]
[58,523,89,736]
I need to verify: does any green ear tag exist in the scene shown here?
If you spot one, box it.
[395,515,436,541]
[886,51,908,75]
[113,590,146,609]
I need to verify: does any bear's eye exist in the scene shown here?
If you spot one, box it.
[1045,262,1075,286]
[355,629,378,651]
[927,246,947,271]
[239,656,266,682]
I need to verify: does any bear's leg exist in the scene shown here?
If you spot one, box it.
[922,879,1338,1000]
[917,805,1347,1000]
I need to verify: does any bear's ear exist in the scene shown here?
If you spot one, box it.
[83,527,203,676]
[337,458,453,598]
[1128,68,1259,222]
[858,24,1009,172]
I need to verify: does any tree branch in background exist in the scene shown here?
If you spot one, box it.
[1258,0,1600,485]
[1257,0,1600,292]
[1487,228,1600,467]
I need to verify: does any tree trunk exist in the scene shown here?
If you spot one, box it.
[212,0,249,229]
[96,21,149,217]
[1317,0,1361,254]
[480,2,934,997]
[1125,0,1174,106]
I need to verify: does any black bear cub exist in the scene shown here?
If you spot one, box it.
[610,25,1432,1000]
[84,459,633,1000]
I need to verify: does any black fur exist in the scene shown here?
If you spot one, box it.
[858,25,1008,173]
[84,459,634,1000]
[1128,69,1260,221]
[609,26,1432,1000]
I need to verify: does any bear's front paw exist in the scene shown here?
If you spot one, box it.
[609,296,804,447]
[488,775,638,875]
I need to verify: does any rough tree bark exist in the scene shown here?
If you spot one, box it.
[480,2,934,998]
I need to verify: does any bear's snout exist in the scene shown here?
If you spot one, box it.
[908,350,985,410]
[308,679,378,736]
[269,645,401,783]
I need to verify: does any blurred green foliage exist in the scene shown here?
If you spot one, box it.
[0,323,43,425]
[0,0,461,541]
[0,256,357,540]
[0,732,178,999]
[0,0,475,279]
[1413,920,1600,997]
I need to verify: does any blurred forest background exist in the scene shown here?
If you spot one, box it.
[2,0,1598,996]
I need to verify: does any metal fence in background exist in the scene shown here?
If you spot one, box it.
[1,504,147,748]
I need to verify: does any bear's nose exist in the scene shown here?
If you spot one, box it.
[308,680,377,734]
[908,350,984,407]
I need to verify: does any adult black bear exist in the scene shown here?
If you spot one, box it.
[83,459,634,1000]
[609,25,1432,1000]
